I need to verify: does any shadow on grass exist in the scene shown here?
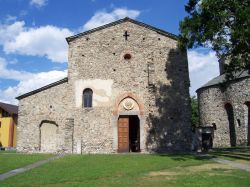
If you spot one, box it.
[153,147,250,162]
[209,147,250,161]
[158,153,216,161]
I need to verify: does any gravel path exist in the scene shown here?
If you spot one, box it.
[0,154,64,181]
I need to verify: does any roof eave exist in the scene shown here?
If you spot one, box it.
[66,17,178,43]
[0,103,18,115]
[196,73,250,93]
[16,77,68,100]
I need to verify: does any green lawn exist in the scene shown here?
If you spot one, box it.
[0,153,52,174]
[1,154,250,187]
[0,150,16,153]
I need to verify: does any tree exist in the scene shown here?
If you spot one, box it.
[179,0,250,74]
[191,96,199,129]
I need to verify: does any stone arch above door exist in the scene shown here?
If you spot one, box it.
[39,120,58,153]
[113,92,144,116]
[112,93,145,152]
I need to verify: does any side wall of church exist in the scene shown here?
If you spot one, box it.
[68,21,192,153]
[17,82,74,153]
[198,78,250,147]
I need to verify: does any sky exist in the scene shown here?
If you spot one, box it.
[0,0,219,105]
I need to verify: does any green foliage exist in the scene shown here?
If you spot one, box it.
[179,0,250,73]
[191,96,199,128]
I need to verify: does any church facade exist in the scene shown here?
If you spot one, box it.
[16,18,192,154]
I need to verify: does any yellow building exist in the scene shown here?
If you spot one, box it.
[0,102,18,148]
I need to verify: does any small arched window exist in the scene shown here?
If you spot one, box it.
[83,88,93,108]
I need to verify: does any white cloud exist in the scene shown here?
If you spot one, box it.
[30,0,48,8]
[83,8,140,31]
[0,57,67,104]
[188,50,220,96]
[0,74,67,105]
[0,21,73,63]
[0,21,25,45]
[5,15,17,23]
[188,50,218,72]
[0,57,33,81]
[0,70,67,105]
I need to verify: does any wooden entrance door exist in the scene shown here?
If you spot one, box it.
[118,117,129,153]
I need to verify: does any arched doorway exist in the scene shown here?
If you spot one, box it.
[118,115,140,153]
[112,93,145,153]
[40,121,58,153]
[225,103,236,147]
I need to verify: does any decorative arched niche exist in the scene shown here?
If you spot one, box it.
[112,93,145,152]
[39,120,58,153]
[113,92,144,116]
[118,97,140,113]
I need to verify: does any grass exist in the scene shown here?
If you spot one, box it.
[0,154,250,187]
[0,153,52,174]
[0,150,16,153]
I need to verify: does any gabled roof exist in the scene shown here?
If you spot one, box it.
[0,102,18,115]
[66,17,178,43]
[196,70,250,92]
[16,78,68,100]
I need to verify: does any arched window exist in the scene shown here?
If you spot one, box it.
[83,88,93,108]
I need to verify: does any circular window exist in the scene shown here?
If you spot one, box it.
[124,53,132,60]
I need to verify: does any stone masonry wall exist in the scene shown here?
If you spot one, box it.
[17,20,192,153]
[198,78,250,147]
[17,82,73,153]
[68,20,192,153]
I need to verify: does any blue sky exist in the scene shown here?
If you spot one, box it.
[0,0,219,104]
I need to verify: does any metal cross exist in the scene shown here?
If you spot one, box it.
[123,31,130,40]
